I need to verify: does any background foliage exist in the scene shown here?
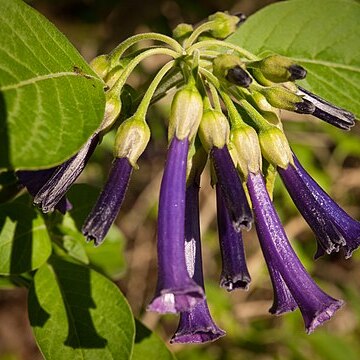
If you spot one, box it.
[0,0,359,359]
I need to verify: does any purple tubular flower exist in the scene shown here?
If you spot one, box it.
[291,155,360,258]
[148,137,204,313]
[171,182,225,343]
[215,185,251,291]
[210,145,253,231]
[297,86,355,130]
[278,162,346,258]
[33,133,99,213]
[16,169,72,214]
[82,157,132,246]
[247,172,343,333]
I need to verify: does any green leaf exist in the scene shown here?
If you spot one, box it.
[227,0,360,117]
[0,0,105,170]
[132,320,176,360]
[0,194,51,275]
[28,256,135,360]
[84,226,127,280]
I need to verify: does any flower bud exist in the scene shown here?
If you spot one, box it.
[198,109,230,152]
[213,54,252,87]
[114,116,150,168]
[258,127,293,169]
[208,12,240,39]
[169,83,203,142]
[89,55,110,79]
[173,23,193,42]
[247,55,307,83]
[230,125,262,178]
[100,88,122,133]
[259,86,314,113]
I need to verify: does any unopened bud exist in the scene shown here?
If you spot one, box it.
[173,23,193,42]
[198,109,230,152]
[230,125,262,178]
[168,83,203,142]
[213,54,252,87]
[258,127,293,169]
[114,116,150,167]
[247,55,306,83]
[226,66,252,87]
[208,12,240,39]
[100,89,122,133]
[90,55,110,79]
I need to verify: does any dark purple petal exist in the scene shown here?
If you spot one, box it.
[171,300,225,344]
[292,155,360,258]
[266,260,298,315]
[82,157,132,246]
[171,182,225,343]
[211,145,253,231]
[247,172,343,333]
[33,133,99,213]
[278,162,345,258]
[148,137,204,314]
[16,169,72,214]
[297,87,355,130]
[216,185,251,291]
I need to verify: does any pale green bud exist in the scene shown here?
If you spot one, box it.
[198,109,230,152]
[247,55,307,83]
[114,116,150,168]
[173,23,193,42]
[230,125,262,178]
[104,65,124,89]
[89,55,109,79]
[168,83,203,142]
[258,127,293,169]
[208,12,239,39]
[100,89,122,133]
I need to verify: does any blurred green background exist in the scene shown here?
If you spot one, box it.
[0,1,359,359]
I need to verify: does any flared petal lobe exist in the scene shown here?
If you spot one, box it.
[247,172,343,333]
[278,161,345,258]
[33,133,99,213]
[216,185,251,291]
[291,155,360,258]
[211,145,253,231]
[148,137,204,314]
[172,183,225,343]
[82,157,132,246]
[16,169,72,214]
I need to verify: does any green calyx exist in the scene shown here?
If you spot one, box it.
[198,109,230,152]
[168,82,203,142]
[90,54,110,79]
[230,125,262,178]
[247,54,306,83]
[258,126,293,169]
[173,23,193,43]
[255,85,304,111]
[114,116,150,168]
[208,12,240,39]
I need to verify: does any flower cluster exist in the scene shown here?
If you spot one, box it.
[18,12,359,343]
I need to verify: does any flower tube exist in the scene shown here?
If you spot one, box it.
[247,172,343,333]
[171,180,225,343]
[215,185,251,291]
